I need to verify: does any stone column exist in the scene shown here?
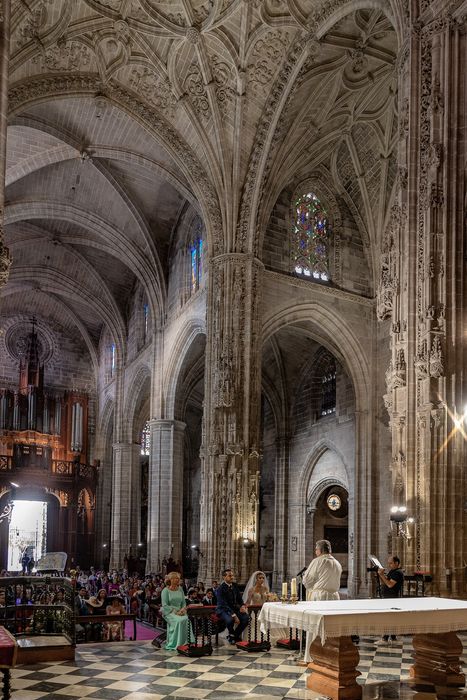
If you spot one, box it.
[146,419,185,573]
[0,1,11,288]
[348,409,372,598]
[109,442,141,568]
[379,7,467,593]
[199,254,263,583]
[273,434,289,589]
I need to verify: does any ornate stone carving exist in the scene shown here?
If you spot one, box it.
[377,204,401,321]
[429,184,444,208]
[414,339,428,379]
[247,30,290,97]
[129,68,177,117]
[183,63,209,117]
[0,241,11,287]
[429,336,444,378]
[395,349,406,385]
[15,2,46,47]
[2,316,58,366]
[429,77,444,116]
[211,55,235,116]
[397,166,408,190]
[348,40,368,74]
[305,34,321,61]
[428,142,443,169]
[34,37,93,72]
[386,350,406,391]
[80,149,93,163]
[185,26,201,44]
[430,406,444,429]
[306,0,347,35]
[399,98,409,137]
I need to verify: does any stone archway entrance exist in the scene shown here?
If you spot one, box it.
[0,488,60,572]
[308,484,349,588]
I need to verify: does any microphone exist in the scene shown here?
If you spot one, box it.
[296,567,306,577]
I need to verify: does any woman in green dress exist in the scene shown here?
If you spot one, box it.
[161,571,189,651]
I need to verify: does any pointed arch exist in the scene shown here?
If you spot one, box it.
[123,364,152,443]
[164,321,206,419]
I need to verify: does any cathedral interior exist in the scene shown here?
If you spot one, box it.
[0,0,466,603]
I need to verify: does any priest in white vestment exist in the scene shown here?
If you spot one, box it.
[302,539,342,601]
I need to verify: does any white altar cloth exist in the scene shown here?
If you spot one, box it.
[258,597,467,662]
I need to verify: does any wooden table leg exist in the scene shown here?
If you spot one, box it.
[307,635,361,700]
[410,632,465,688]
[2,669,11,700]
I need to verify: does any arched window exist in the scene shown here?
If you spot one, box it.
[189,218,203,293]
[320,359,336,416]
[292,191,330,281]
[143,303,149,343]
[109,343,116,379]
[141,420,150,456]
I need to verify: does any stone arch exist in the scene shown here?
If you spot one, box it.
[124,364,151,443]
[97,397,115,453]
[313,0,400,41]
[5,200,163,326]
[261,374,285,438]
[3,264,126,360]
[239,1,401,258]
[299,440,351,502]
[264,304,371,595]
[95,398,114,562]
[307,477,348,514]
[262,302,370,413]
[8,83,223,256]
[164,321,206,420]
[298,442,351,588]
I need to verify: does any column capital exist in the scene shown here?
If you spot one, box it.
[148,418,186,432]
[209,252,265,270]
[112,441,141,452]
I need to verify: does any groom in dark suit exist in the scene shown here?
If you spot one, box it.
[216,568,249,644]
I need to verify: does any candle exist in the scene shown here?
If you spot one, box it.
[291,578,297,596]
[282,582,288,597]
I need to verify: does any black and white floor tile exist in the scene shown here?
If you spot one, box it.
[10,634,467,700]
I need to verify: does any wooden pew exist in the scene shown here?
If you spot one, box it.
[0,627,17,700]
[76,613,137,642]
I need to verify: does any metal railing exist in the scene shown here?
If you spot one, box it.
[0,576,76,645]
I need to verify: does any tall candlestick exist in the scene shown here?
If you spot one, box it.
[291,578,297,596]
[282,582,288,597]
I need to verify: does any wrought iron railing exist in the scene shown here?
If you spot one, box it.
[0,455,12,471]
[0,576,76,645]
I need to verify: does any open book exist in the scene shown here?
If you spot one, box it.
[368,554,384,569]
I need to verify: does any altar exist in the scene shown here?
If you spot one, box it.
[258,597,467,700]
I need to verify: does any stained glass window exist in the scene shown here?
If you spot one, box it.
[110,343,116,378]
[320,360,336,416]
[188,217,203,293]
[190,236,203,292]
[141,420,150,456]
[143,303,149,342]
[292,191,330,281]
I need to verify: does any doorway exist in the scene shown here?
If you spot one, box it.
[8,500,47,573]
[313,485,349,587]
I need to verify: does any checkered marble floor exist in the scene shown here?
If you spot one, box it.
[10,634,467,700]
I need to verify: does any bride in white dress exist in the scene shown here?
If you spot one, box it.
[242,571,270,605]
